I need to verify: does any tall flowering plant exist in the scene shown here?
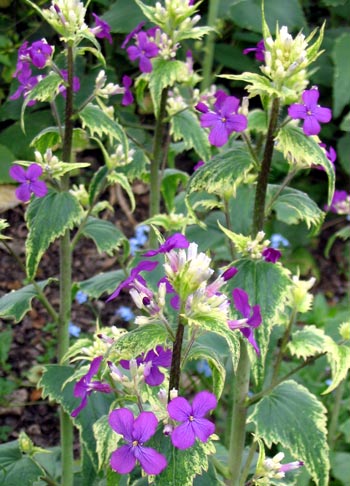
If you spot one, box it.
[0,1,349,486]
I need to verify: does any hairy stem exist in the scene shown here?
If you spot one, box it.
[168,321,185,399]
[200,0,220,90]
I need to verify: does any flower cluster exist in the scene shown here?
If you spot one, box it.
[256,452,304,481]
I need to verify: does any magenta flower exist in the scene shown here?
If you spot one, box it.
[91,13,112,44]
[315,143,336,172]
[10,74,41,106]
[59,69,80,98]
[71,356,112,418]
[122,75,134,106]
[9,164,47,202]
[126,32,159,73]
[228,288,262,355]
[29,39,53,69]
[193,160,204,171]
[121,21,146,49]
[262,247,281,263]
[109,408,167,475]
[324,190,350,215]
[107,260,159,301]
[143,233,189,257]
[120,346,172,386]
[167,391,217,450]
[196,91,247,147]
[243,39,265,62]
[288,88,332,136]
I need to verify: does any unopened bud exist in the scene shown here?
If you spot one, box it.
[169,388,178,400]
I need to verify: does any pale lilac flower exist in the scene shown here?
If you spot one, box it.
[288,88,332,136]
[126,31,159,73]
[243,39,265,62]
[91,13,112,44]
[143,233,189,257]
[71,356,112,417]
[262,247,281,263]
[279,461,304,474]
[107,260,159,301]
[196,91,247,147]
[121,21,146,49]
[109,408,167,474]
[29,39,53,69]
[120,346,172,386]
[167,391,217,449]
[228,288,262,355]
[9,164,47,202]
[122,75,134,106]
[324,190,350,215]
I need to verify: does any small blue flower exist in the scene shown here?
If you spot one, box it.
[115,305,135,322]
[129,237,140,256]
[270,233,290,249]
[196,359,212,378]
[69,321,81,337]
[75,290,88,304]
[135,225,150,245]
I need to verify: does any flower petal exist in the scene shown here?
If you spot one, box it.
[30,180,47,198]
[134,446,167,474]
[126,45,140,61]
[171,421,196,449]
[192,391,217,418]
[133,411,158,443]
[221,96,240,116]
[232,288,251,318]
[85,355,104,381]
[145,366,165,386]
[200,112,220,128]
[9,165,27,183]
[225,114,247,133]
[167,396,192,421]
[148,346,172,367]
[241,328,260,356]
[191,417,215,443]
[302,88,319,109]
[139,55,153,73]
[110,444,136,474]
[208,121,228,147]
[313,106,332,123]
[288,104,307,120]
[247,305,262,328]
[26,163,43,180]
[303,116,320,136]
[15,184,31,202]
[143,233,189,256]
[71,395,88,418]
[109,408,134,442]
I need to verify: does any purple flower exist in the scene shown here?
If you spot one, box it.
[91,13,112,44]
[288,88,332,136]
[197,91,247,147]
[262,247,281,263]
[59,69,80,98]
[107,260,159,301]
[243,39,265,62]
[71,356,112,417]
[10,74,41,106]
[126,31,159,73]
[122,75,134,106]
[29,39,53,69]
[9,164,47,202]
[109,408,167,474]
[193,160,204,171]
[228,288,262,355]
[315,143,336,172]
[279,461,304,474]
[120,346,172,386]
[143,233,189,257]
[121,21,146,49]
[167,391,217,450]
[324,190,350,215]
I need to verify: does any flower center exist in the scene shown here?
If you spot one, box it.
[221,117,227,123]
[132,440,139,447]
[306,110,312,116]
[189,415,194,422]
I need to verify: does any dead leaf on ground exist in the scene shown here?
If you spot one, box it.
[0,185,20,213]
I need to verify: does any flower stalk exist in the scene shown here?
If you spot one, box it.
[168,320,185,399]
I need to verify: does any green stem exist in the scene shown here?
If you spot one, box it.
[242,133,260,170]
[264,170,297,217]
[228,340,251,485]
[239,440,257,486]
[168,320,185,399]
[149,88,168,247]
[58,43,74,486]
[271,308,297,384]
[252,97,280,236]
[328,379,345,449]
[200,0,220,90]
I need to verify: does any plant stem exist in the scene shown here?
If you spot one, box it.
[328,379,345,449]
[252,97,280,236]
[200,0,220,90]
[264,169,297,217]
[58,43,74,486]
[228,340,251,485]
[149,88,168,247]
[239,440,257,486]
[168,320,185,399]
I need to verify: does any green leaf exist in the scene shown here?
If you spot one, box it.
[0,441,44,486]
[161,169,189,213]
[187,145,255,198]
[0,279,54,323]
[330,452,350,485]
[219,72,282,100]
[109,323,170,361]
[227,259,291,383]
[0,144,16,183]
[275,125,335,205]
[149,59,188,115]
[93,415,120,470]
[325,225,350,257]
[26,191,83,279]
[78,270,125,300]
[103,0,146,33]
[82,217,127,256]
[323,341,350,394]
[267,185,324,231]
[288,325,328,359]
[79,103,129,154]
[30,127,60,153]
[247,109,268,134]
[332,33,350,117]
[187,344,226,399]
[107,171,135,212]
[0,327,12,366]
[170,110,211,161]
[249,380,330,486]
[88,166,108,206]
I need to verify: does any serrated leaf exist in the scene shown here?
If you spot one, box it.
[267,185,324,231]
[89,166,109,206]
[249,380,330,486]
[323,341,350,394]
[219,72,281,99]
[288,325,328,359]
[107,171,135,212]
[161,169,189,213]
[63,338,94,363]
[187,145,255,198]
[81,217,127,255]
[187,344,226,399]
[79,103,128,154]
[227,259,291,384]
[30,126,60,152]
[93,415,120,470]
[332,33,350,117]
[0,279,54,323]
[0,441,44,486]
[25,191,83,279]
[325,225,350,257]
[149,59,188,115]
[78,270,125,300]
[170,110,211,161]
[247,109,268,133]
[275,125,335,205]
[109,323,170,361]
